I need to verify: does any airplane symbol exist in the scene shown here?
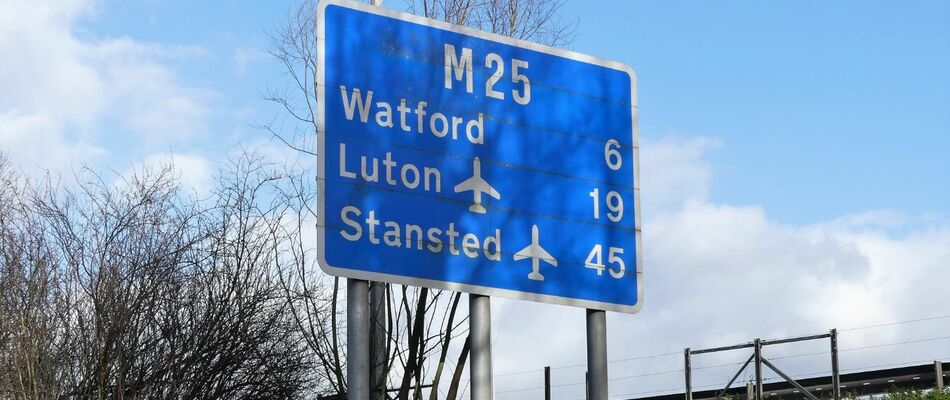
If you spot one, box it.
[454,157,501,214]
[513,225,558,281]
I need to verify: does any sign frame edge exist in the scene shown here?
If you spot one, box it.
[315,0,642,314]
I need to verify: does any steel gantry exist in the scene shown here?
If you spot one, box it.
[683,330,841,400]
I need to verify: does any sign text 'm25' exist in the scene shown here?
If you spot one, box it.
[444,44,532,105]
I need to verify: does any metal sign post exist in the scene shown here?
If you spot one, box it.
[469,294,493,400]
[587,309,608,400]
[369,282,387,400]
[347,278,370,400]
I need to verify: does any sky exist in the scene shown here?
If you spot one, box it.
[1,0,948,399]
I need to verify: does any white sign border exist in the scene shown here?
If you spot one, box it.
[315,0,642,314]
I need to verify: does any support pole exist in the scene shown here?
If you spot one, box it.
[936,360,945,389]
[746,382,754,400]
[469,294,493,400]
[754,339,763,400]
[545,366,551,400]
[369,282,387,400]
[586,309,608,400]
[684,348,693,400]
[585,371,590,400]
[830,329,840,400]
[347,279,370,400]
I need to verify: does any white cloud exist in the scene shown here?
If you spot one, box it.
[639,137,719,214]
[0,0,216,174]
[0,110,106,174]
[0,0,102,124]
[234,47,269,77]
[485,137,950,400]
[140,152,214,195]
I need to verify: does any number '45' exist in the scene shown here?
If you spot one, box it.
[585,245,625,279]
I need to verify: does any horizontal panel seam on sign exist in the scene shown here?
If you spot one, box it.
[322,178,639,231]
[318,222,640,277]
[315,0,637,83]
[324,131,638,189]
[318,82,638,149]
[318,41,635,107]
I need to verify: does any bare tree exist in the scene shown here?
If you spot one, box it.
[264,1,576,399]
[0,151,313,399]
[408,0,576,45]
[0,154,69,399]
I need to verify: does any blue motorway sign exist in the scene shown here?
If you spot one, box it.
[316,0,641,313]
